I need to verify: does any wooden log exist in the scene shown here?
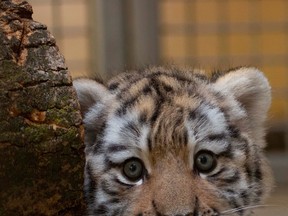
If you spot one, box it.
[0,0,85,215]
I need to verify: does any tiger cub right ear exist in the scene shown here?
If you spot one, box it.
[73,78,113,116]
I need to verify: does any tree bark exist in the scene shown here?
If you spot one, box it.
[0,0,85,215]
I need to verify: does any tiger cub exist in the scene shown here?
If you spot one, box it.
[73,67,273,216]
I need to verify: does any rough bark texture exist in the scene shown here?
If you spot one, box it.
[0,0,85,215]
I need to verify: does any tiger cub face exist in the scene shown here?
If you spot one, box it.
[73,67,273,216]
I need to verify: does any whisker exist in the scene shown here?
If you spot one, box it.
[221,204,280,215]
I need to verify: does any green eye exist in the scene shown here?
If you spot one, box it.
[195,151,217,173]
[123,158,144,181]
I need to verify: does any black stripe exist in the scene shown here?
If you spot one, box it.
[104,157,122,172]
[193,196,199,216]
[91,121,107,154]
[189,110,197,120]
[139,111,148,124]
[93,204,109,215]
[84,163,97,203]
[124,121,141,138]
[216,143,234,158]
[183,129,188,146]
[192,114,209,138]
[162,83,173,92]
[228,197,243,216]
[240,137,250,155]
[211,208,220,216]
[194,73,208,81]
[225,189,237,195]
[116,85,154,117]
[253,158,263,202]
[108,82,119,91]
[150,103,162,123]
[107,144,128,153]
[228,125,240,138]
[112,208,125,216]
[251,149,263,202]
[112,210,121,216]
[254,161,263,181]
[209,167,227,178]
[219,106,231,123]
[116,95,140,116]
[152,200,162,216]
[149,78,165,123]
[208,171,240,185]
[103,197,121,205]
[243,139,252,181]
[240,190,250,206]
[254,190,262,203]
[207,133,226,141]
[245,164,253,180]
[101,179,118,196]
[143,85,152,95]
[195,114,209,125]
[147,136,152,152]
[110,73,144,94]
[188,102,208,122]
[213,91,226,101]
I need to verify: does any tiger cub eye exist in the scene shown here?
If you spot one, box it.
[123,158,144,181]
[195,151,217,173]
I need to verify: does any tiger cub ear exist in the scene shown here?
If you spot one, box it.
[213,67,271,129]
[73,78,113,116]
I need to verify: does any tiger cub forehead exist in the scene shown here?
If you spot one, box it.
[100,67,242,164]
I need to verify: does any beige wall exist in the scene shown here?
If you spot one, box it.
[29,0,89,78]
[159,0,288,123]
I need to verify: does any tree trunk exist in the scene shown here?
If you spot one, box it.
[0,0,85,215]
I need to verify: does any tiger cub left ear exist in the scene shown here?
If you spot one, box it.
[213,67,271,131]
[73,78,113,116]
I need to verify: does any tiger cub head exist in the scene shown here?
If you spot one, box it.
[73,67,273,216]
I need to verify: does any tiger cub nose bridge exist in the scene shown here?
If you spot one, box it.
[149,167,196,215]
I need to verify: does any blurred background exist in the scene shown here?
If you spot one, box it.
[29,0,287,214]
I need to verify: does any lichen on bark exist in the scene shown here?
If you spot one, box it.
[0,0,85,215]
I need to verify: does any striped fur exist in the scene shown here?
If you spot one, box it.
[73,66,273,216]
